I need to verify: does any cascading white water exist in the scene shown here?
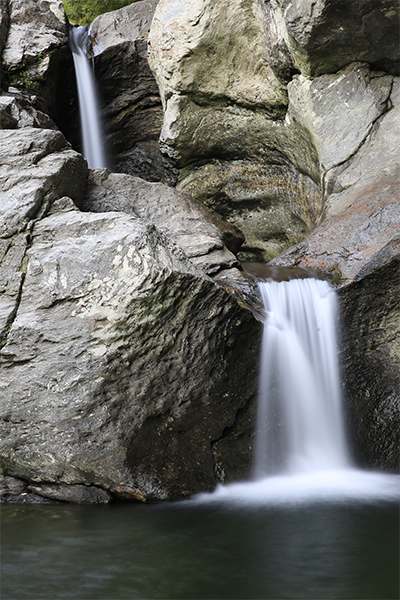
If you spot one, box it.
[194,274,399,505]
[254,278,349,478]
[70,26,106,169]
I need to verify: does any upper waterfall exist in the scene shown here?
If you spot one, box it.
[69,26,106,169]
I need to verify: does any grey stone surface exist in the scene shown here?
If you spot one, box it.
[0,121,260,502]
[270,77,400,283]
[287,64,393,173]
[82,169,244,276]
[148,1,399,266]
[3,0,68,68]
[178,158,322,262]
[0,208,259,500]
[273,0,399,77]
[0,128,87,238]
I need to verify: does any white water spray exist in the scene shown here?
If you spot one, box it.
[254,278,349,477]
[70,27,106,169]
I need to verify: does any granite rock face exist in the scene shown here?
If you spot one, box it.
[270,77,400,283]
[261,0,399,79]
[0,122,260,504]
[148,0,399,262]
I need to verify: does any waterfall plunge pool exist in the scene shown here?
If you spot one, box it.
[2,274,399,599]
[1,498,399,600]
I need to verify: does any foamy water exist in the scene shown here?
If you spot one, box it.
[195,278,400,506]
[194,469,400,506]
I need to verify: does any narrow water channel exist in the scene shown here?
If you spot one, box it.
[1,499,398,599]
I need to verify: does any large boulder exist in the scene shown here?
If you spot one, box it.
[0,126,261,503]
[86,0,166,182]
[148,0,323,261]
[261,0,399,79]
[0,206,259,501]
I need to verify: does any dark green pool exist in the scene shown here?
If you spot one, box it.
[1,498,398,599]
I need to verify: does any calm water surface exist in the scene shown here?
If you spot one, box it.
[1,498,399,599]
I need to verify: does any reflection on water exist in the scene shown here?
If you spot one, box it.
[1,500,399,599]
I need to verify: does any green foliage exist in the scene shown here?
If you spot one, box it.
[1,323,12,347]
[62,0,139,25]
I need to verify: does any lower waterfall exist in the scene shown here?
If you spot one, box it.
[254,278,349,477]
[195,275,399,504]
[70,26,106,169]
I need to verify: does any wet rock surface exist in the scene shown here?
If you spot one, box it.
[339,258,400,472]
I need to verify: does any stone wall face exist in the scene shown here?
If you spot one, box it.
[148,0,399,265]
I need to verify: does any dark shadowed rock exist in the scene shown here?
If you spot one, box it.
[272,0,399,77]
[339,257,400,472]
[0,90,58,129]
[86,0,165,181]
